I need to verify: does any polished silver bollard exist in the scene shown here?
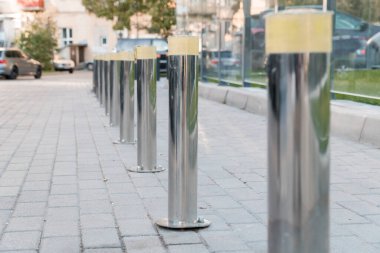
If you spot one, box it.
[106,54,113,117]
[116,51,135,144]
[266,10,332,253]
[92,57,97,94]
[128,46,164,173]
[103,55,109,114]
[110,54,120,126]
[156,36,210,229]
[97,56,104,105]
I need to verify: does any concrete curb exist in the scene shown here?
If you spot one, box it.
[199,82,380,147]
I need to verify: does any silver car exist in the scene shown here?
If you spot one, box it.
[0,48,42,80]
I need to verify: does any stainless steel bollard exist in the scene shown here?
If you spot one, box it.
[103,55,109,114]
[156,36,210,229]
[92,57,97,94]
[117,52,135,144]
[97,56,103,105]
[109,54,120,126]
[266,10,332,253]
[128,46,164,173]
[106,55,113,117]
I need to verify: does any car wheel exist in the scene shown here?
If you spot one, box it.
[34,66,42,79]
[69,69,74,74]
[9,67,18,80]
[86,63,93,71]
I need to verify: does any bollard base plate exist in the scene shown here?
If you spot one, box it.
[128,165,165,173]
[155,218,211,229]
[113,140,136,145]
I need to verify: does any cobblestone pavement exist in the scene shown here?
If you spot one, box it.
[0,72,379,253]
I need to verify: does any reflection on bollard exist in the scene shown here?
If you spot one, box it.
[118,51,135,144]
[128,46,164,173]
[103,54,109,115]
[266,10,332,253]
[92,57,97,94]
[109,54,120,127]
[97,56,104,105]
[156,36,210,229]
[106,54,113,117]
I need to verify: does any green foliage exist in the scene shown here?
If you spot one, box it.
[17,16,57,70]
[81,0,176,38]
[148,0,176,38]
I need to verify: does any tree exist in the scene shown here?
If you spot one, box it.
[81,0,176,38]
[148,0,176,38]
[17,16,57,70]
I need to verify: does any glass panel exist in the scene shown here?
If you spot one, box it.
[334,0,380,103]
[152,39,168,52]
[115,39,151,51]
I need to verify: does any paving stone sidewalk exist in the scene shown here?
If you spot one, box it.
[0,72,380,253]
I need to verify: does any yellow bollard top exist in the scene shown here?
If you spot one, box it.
[135,46,156,60]
[114,51,135,61]
[265,11,333,54]
[168,36,199,56]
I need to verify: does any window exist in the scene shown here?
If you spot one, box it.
[100,36,107,46]
[62,28,73,46]
[335,13,362,30]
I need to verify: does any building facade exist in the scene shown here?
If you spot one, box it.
[0,0,118,66]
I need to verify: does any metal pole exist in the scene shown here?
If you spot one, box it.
[103,55,109,115]
[128,46,164,173]
[117,52,135,144]
[93,58,97,94]
[106,55,113,118]
[110,54,120,127]
[156,36,210,229]
[266,11,332,253]
[98,57,103,105]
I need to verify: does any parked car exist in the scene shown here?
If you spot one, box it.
[53,57,75,73]
[115,38,168,73]
[0,48,42,80]
[250,6,380,70]
[202,50,241,77]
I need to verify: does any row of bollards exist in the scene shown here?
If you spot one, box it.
[92,16,332,249]
[92,37,210,229]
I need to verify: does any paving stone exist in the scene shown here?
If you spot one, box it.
[43,220,79,237]
[12,202,46,217]
[82,228,121,248]
[0,231,41,251]
[40,236,80,253]
[168,244,209,253]
[0,197,16,210]
[0,187,20,197]
[218,208,259,224]
[48,194,78,207]
[83,249,123,253]
[200,230,249,251]
[46,207,79,221]
[123,236,167,253]
[18,191,49,203]
[161,230,202,245]
[80,213,116,228]
[6,217,44,232]
[80,199,113,214]
[118,218,157,237]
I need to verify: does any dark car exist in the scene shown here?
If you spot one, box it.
[0,48,42,80]
[115,38,168,73]
[251,6,380,70]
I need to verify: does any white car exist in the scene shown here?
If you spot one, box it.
[53,58,75,73]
